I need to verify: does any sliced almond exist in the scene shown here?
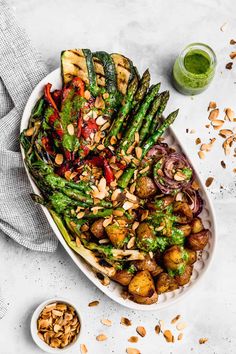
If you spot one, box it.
[174,171,187,181]
[52,310,63,317]
[95,96,105,109]
[101,121,110,131]
[99,238,110,244]
[97,144,105,151]
[101,319,112,327]
[134,132,140,144]
[208,101,217,111]
[205,177,214,187]
[230,51,236,59]
[113,209,124,217]
[140,210,149,221]
[111,189,121,201]
[136,326,146,337]
[132,221,139,231]
[77,212,85,219]
[80,344,88,354]
[211,119,224,129]
[163,330,174,343]
[159,320,165,332]
[24,127,35,136]
[225,108,235,121]
[135,147,142,160]
[126,348,140,354]
[190,129,196,134]
[198,151,205,159]
[67,123,74,136]
[208,108,219,121]
[88,300,99,307]
[115,170,123,180]
[219,129,233,138]
[199,338,208,344]
[226,62,233,70]
[126,191,137,202]
[127,236,136,249]
[128,336,138,343]
[200,143,212,152]
[54,153,64,165]
[103,92,109,99]
[84,90,91,100]
[129,182,136,194]
[123,201,135,210]
[96,116,107,126]
[121,317,132,327]
[139,166,149,174]
[103,216,113,228]
[155,325,161,334]
[96,333,107,341]
[171,314,181,324]
[195,137,201,145]
[176,322,187,331]
[178,333,184,341]
[110,136,117,145]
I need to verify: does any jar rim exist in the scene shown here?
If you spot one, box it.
[178,42,217,79]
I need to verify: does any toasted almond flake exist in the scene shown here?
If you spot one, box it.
[199,338,208,344]
[128,336,138,343]
[190,129,196,134]
[88,300,99,307]
[98,238,110,244]
[123,201,135,210]
[67,123,74,136]
[141,210,149,221]
[208,101,217,110]
[77,212,85,219]
[171,314,181,324]
[127,236,136,249]
[195,137,201,145]
[101,319,112,327]
[129,182,136,194]
[136,326,146,337]
[76,237,81,247]
[155,225,164,231]
[54,324,61,333]
[163,330,174,343]
[205,124,210,128]
[178,333,183,341]
[121,317,132,327]
[135,147,142,160]
[126,348,140,354]
[221,160,226,168]
[126,191,137,202]
[174,171,187,181]
[37,332,44,341]
[198,151,205,159]
[176,322,187,331]
[103,92,109,99]
[134,132,140,144]
[80,344,88,354]
[70,171,78,180]
[55,153,63,165]
[155,325,161,334]
[92,110,98,119]
[200,143,212,152]
[132,221,139,231]
[139,166,149,174]
[111,188,121,201]
[84,90,91,100]
[159,320,164,332]
[95,96,105,109]
[52,310,63,317]
[96,116,107,126]
[115,170,123,180]
[230,39,236,44]
[208,108,219,121]
[219,129,233,138]
[24,127,35,136]
[64,171,72,180]
[225,108,235,121]
[127,145,134,155]
[211,119,224,128]
[101,121,110,131]
[110,180,117,187]
[110,135,117,145]
[103,216,113,228]
[97,144,105,151]
[175,192,183,202]
[94,131,101,143]
[230,51,236,59]
[96,333,107,341]
[233,168,236,173]
[191,180,200,190]
[205,177,214,187]
[226,62,233,70]
[113,209,124,217]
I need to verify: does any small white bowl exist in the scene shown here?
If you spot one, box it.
[31,298,82,353]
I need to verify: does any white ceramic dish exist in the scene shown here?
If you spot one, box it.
[20,68,216,311]
[30,297,82,353]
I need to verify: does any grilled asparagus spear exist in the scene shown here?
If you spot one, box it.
[149,91,170,135]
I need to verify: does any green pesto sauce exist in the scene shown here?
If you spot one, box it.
[184,50,210,74]
[181,167,193,180]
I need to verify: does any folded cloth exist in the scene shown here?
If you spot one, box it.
[0,0,58,317]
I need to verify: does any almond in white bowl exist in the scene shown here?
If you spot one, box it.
[31,298,82,353]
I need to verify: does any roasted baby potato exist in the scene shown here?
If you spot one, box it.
[173,201,193,224]
[128,270,155,297]
[111,270,133,286]
[177,224,192,237]
[163,245,186,271]
[105,223,128,248]
[133,255,163,277]
[136,222,155,252]
[168,277,179,291]
[156,273,171,294]
[187,229,209,251]
[90,219,105,239]
[186,248,197,265]
[191,217,204,234]
[135,176,157,199]
[131,291,158,305]
[175,265,193,286]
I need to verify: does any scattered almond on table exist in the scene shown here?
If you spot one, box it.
[199,337,208,344]
[121,317,132,326]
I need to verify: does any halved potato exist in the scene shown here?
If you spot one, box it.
[128,270,155,297]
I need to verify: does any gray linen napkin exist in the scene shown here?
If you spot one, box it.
[0,0,58,317]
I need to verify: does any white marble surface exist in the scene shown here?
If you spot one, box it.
[0,0,236,353]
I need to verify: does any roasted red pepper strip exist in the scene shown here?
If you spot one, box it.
[115,162,126,170]
[77,113,83,138]
[72,77,85,97]
[44,83,59,112]
[86,156,104,168]
[103,158,115,184]
[81,118,98,139]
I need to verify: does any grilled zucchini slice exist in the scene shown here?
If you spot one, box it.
[111,53,138,95]
[93,51,117,94]
[61,49,89,85]
[93,56,106,89]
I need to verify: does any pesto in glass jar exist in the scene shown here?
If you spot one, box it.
[173,43,217,95]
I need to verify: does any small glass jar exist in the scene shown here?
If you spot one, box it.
[172,43,217,95]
